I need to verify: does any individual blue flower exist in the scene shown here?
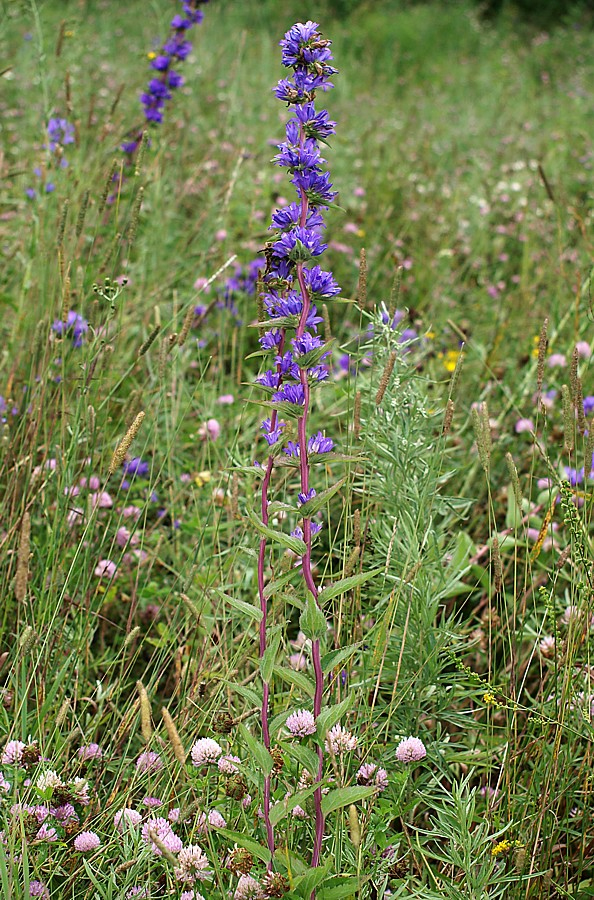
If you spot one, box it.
[272,227,327,262]
[292,333,325,356]
[279,21,321,66]
[260,330,282,350]
[294,103,336,141]
[291,169,337,206]
[274,144,323,173]
[261,419,285,446]
[272,384,305,406]
[308,432,334,453]
[303,266,340,299]
[270,203,325,233]
[256,370,281,389]
[122,457,150,478]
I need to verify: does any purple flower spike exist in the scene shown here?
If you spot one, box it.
[121,0,209,161]
[253,19,340,872]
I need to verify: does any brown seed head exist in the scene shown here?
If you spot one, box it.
[226,847,254,875]
[262,873,290,898]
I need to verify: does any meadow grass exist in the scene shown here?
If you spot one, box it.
[1,1,594,897]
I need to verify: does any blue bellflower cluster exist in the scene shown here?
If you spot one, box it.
[256,22,340,466]
[122,0,209,159]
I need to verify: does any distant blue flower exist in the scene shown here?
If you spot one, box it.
[123,457,150,478]
[47,117,75,151]
[52,311,88,348]
[122,0,210,158]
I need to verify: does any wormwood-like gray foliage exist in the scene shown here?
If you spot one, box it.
[358,314,472,725]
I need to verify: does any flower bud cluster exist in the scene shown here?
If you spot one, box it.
[256,21,340,465]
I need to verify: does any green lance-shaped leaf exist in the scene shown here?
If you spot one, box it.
[321,643,360,675]
[249,314,300,330]
[260,630,282,684]
[212,589,262,623]
[299,477,347,517]
[292,861,334,898]
[318,876,369,900]
[284,742,320,778]
[269,782,321,827]
[321,785,377,816]
[239,724,273,777]
[317,567,383,604]
[246,507,307,555]
[316,694,354,742]
[216,829,271,864]
[272,664,315,698]
[299,591,327,641]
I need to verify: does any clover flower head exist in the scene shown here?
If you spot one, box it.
[190,738,222,766]
[356,762,389,791]
[291,804,308,819]
[77,743,103,761]
[52,803,78,824]
[181,892,207,900]
[2,740,26,765]
[324,724,357,754]
[395,736,427,763]
[136,750,163,773]
[539,635,556,658]
[174,844,213,883]
[114,807,143,832]
[28,881,50,899]
[234,874,263,900]
[142,816,183,855]
[94,559,117,579]
[74,831,101,852]
[218,754,241,775]
[286,709,316,737]
[71,777,90,805]
[35,770,62,793]
[35,823,58,842]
